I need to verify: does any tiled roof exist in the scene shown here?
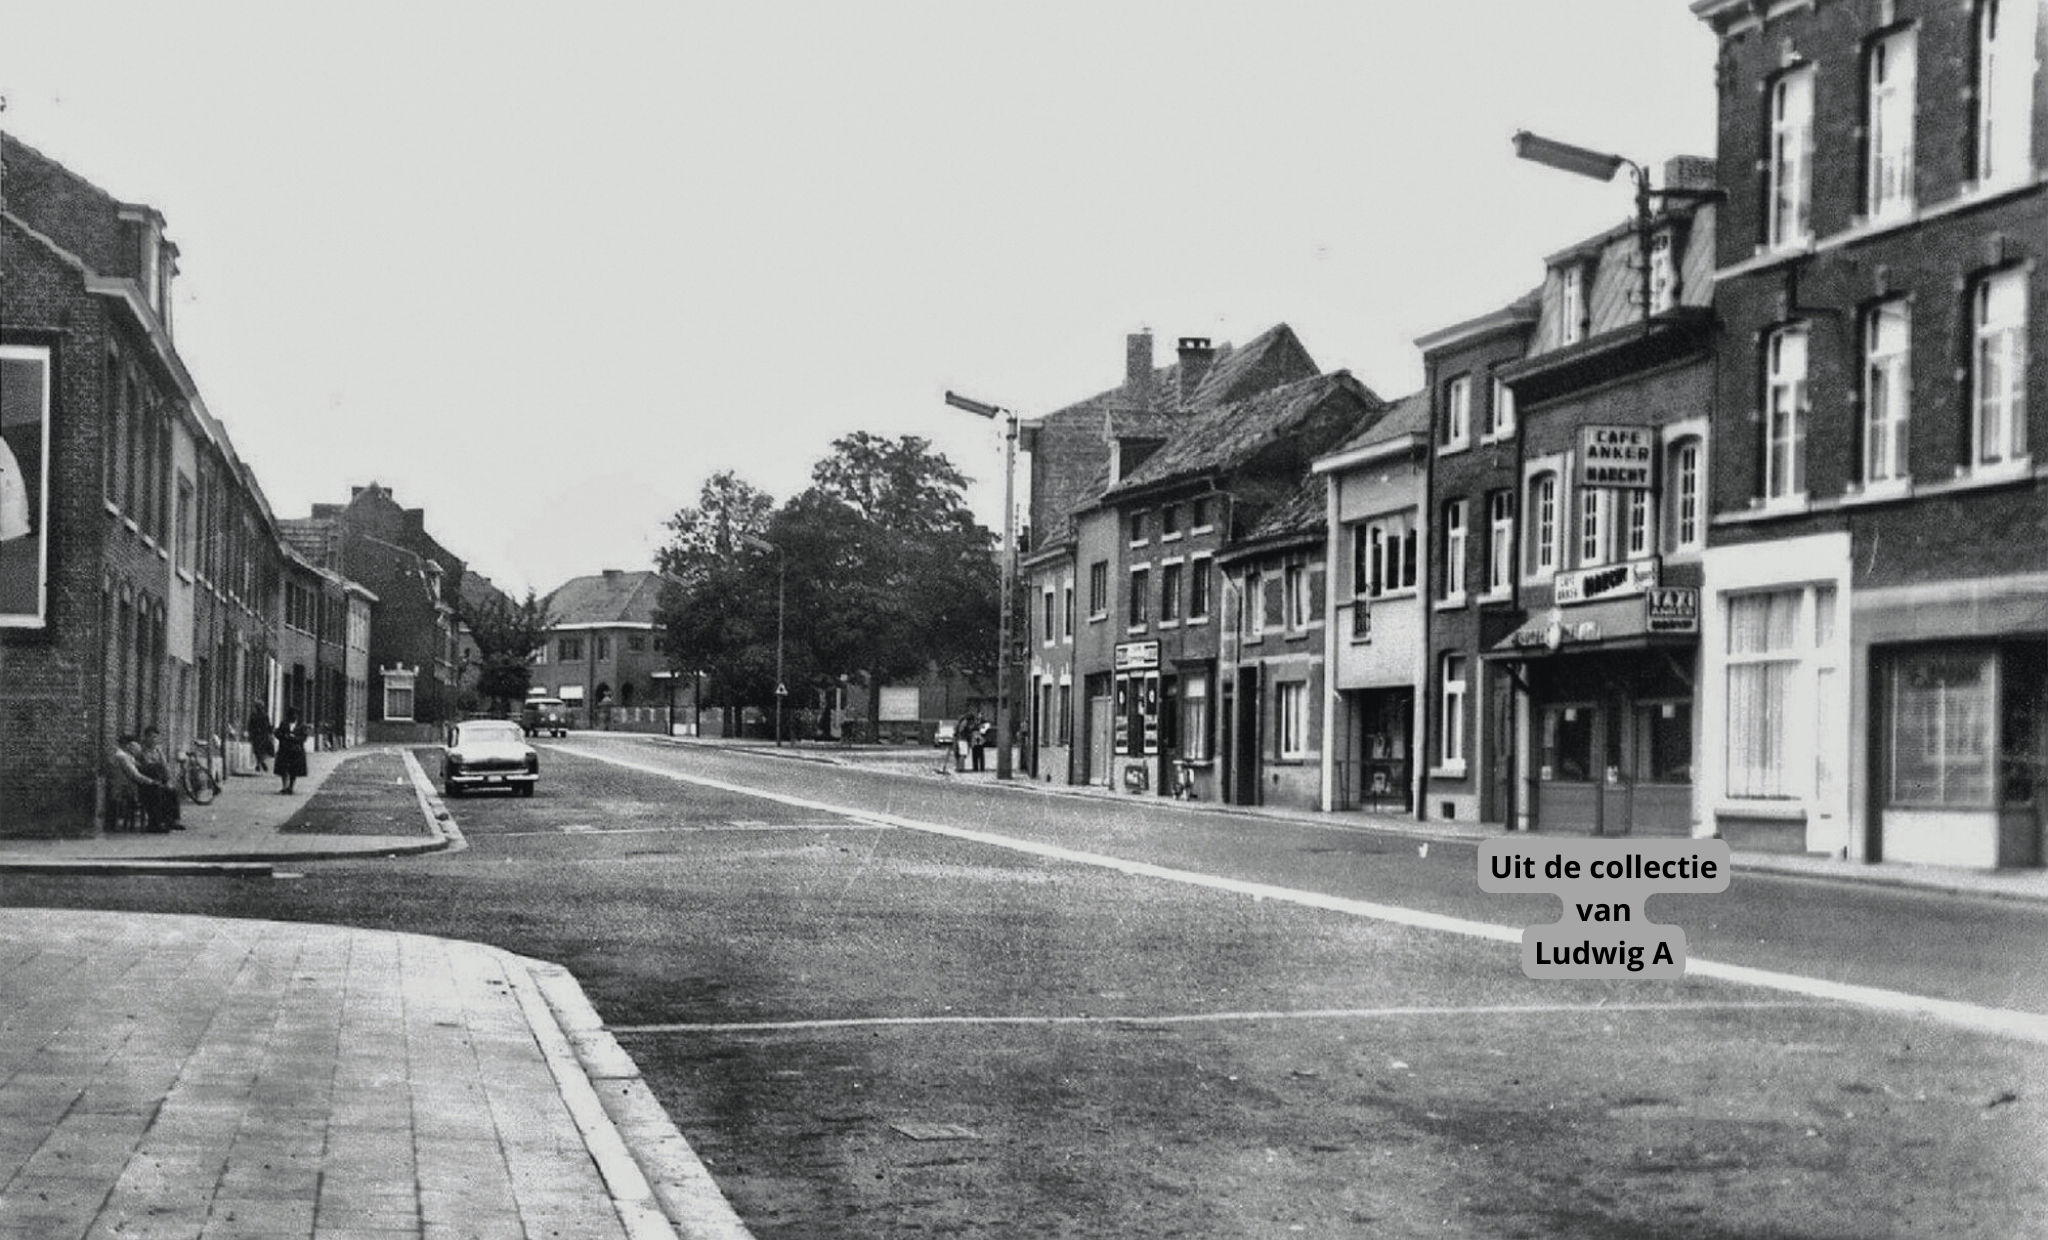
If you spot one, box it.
[543,570,665,627]
[1241,477,1327,543]
[1105,370,1384,498]
[1324,389,1430,458]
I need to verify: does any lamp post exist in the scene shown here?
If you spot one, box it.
[1511,131,1725,324]
[944,389,1017,781]
[740,534,786,745]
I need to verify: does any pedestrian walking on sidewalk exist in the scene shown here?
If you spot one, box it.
[970,715,988,772]
[955,713,975,773]
[275,708,308,794]
[246,704,274,772]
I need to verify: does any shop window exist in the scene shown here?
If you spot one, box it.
[1886,648,1996,807]
[1633,701,1693,784]
[1542,705,1595,782]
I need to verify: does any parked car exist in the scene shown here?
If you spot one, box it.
[520,697,569,737]
[443,719,539,798]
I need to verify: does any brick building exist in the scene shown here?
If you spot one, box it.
[1693,0,2045,868]
[1020,327,1322,788]
[534,569,674,729]
[1,131,301,833]
[282,484,476,740]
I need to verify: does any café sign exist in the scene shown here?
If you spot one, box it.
[1552,558,1658,605]
[1578,424,1655,490]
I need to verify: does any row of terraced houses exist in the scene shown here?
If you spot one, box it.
[1020,0,2045,871]
[0,131,513,836]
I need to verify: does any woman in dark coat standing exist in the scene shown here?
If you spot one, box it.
[274,707,309,794]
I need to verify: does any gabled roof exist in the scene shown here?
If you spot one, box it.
[543,570,666,627]
[1104,370,1384,500]
[1320,389,1430,462]
[1028,323,1320,431]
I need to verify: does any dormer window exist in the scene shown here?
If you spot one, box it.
[1560,264,1588,345]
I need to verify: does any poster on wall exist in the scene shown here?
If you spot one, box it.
[0,345,52,628]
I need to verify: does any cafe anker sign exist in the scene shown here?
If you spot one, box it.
[1578,424,1655,490]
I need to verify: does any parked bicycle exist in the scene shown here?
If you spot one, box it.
[180,738,221,805]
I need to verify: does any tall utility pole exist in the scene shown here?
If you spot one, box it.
[944,390,1017,780]
[740,534,787,746]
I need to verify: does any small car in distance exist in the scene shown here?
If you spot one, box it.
[521,697,570,737]
[443,719,540,798]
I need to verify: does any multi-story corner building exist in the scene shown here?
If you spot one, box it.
[2,131,293,833]
[1020,327,1322,787]
[1483,184,1718,838]
[1105,372,1388,806]
[1312,391,1432,814]
[1412,295,1540,825]
[283,484,476,739]
[535,569,673,729]
[1693,0,2044,868]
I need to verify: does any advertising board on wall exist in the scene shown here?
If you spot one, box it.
[0,345,52,629]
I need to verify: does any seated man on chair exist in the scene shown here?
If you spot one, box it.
[109,733,180,832]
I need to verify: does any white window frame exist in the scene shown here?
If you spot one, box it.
[1577,486,1613,568]
[381,666,418,722]
[1863,300,1912,487]
[1865,28,1917,221]
[1486,491,1514,596]
[1128,566,1151,630]
[1723,585,1838,803]
[1159,558,1184,627]
[1765,326,1810,503]
[1666,437,1703,554]
[1975,0,2039,188]
[1441,499,1468,604]
[1278,681,1311,759]
[1284,562,1308,630]
[1625,489,1654,560]
[1972,268,2029,473]
[1041,587,1057,646]
[1439,654,1468,773]
[1485,376,1516,441]
[1768,66,1815,250]
[1527,470,1560,578]
[1355,513,1417,600]
[1442,375,1471,452]
[1062,581,1074,642]
[1560,265,1586,345]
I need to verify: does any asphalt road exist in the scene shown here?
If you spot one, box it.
[7,735,2046,1239]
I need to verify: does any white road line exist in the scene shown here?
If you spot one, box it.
[556,744,2048,1046]
[487,823,890,839]
[612,1001,1829,1035]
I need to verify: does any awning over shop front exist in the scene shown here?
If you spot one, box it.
[1489,589,1698,661]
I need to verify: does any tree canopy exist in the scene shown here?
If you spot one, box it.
[461,589,554,713]
[653,437,999,736]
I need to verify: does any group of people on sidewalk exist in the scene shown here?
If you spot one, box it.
[103,705,311,832]
[953,711,991,772]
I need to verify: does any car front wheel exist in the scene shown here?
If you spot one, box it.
[517,783,535,798]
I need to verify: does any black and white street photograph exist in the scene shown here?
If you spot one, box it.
[3,3,2046,1237]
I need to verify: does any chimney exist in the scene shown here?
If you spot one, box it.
[1662,156,1717,193]
[603,569,621,580]
[1176,337,1216,409]
[1124,331,1154,410]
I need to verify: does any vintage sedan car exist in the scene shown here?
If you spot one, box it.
[442,719,540,797]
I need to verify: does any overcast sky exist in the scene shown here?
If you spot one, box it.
[5,1,1718,597]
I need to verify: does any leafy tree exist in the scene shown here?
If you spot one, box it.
[656,471,775,589]
[461,589,554,714]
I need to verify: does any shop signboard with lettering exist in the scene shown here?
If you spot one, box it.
[1578,425,1655,490]
[1645,587,1699,634]
[1553,558,1658,606]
